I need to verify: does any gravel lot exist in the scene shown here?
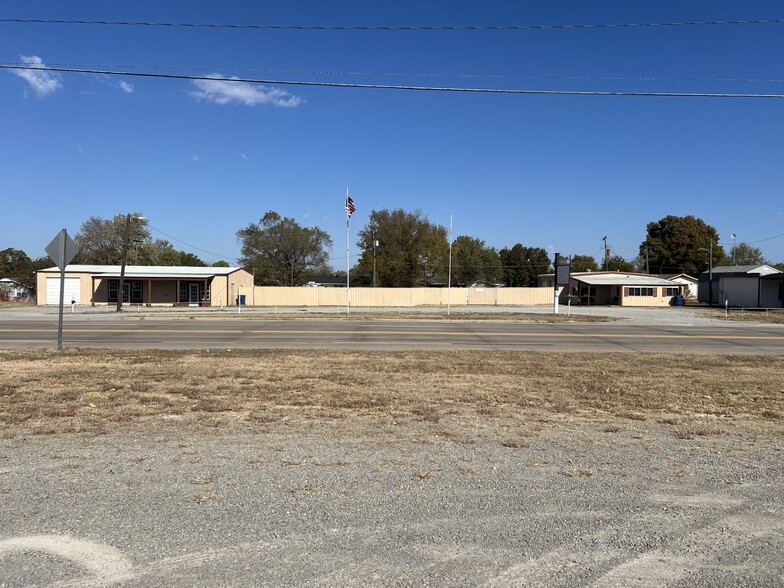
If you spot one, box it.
[1,415,782,587]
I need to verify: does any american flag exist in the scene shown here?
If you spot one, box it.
[345,196,356,218]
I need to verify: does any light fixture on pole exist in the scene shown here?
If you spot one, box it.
[731,233,737,265]
[116,214,147,312]
[372,233,379,288]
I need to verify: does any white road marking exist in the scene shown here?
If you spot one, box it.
[0,535,134,587]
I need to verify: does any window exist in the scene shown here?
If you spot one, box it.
[108,279,119,302]
[664,287,680,296]
[628,287,654,296]
[132,281,142,300]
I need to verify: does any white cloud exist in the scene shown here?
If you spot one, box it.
[117,80,134,94]
[190,75,301,108]
[11,55,62,97]
[239,153,248,161]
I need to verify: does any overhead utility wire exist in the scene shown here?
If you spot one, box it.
[146,223,236,262]
[2,65,783,99]
[2,18,783,30]
[12,62,784,85]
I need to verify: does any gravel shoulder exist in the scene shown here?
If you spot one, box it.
[1,416,782,587]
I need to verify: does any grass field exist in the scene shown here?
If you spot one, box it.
[1,349,782,439]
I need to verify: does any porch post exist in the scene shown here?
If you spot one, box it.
[147,279,152,306]
[176,279,180,306]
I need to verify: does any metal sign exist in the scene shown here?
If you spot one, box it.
[45,229,78,270]
[44,229,79,349]
[556,262,571,286]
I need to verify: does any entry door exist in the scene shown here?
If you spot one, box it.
[189,283,199,306]
[122,283,131,304]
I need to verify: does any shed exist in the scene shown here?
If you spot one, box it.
[698,265,780,307]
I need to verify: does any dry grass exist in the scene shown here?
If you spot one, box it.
[130,311,616,323]
[724,309,784,324]
[0,348,782,437]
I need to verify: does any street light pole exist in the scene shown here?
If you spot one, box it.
[372,236,378,288]
[699,241,714,306]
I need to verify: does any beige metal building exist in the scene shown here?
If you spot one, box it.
[36,265,253,307]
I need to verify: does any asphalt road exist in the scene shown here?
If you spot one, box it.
[1,315,783,353]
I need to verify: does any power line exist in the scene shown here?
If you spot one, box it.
[2,18,783,31]
[747,231,784,244]
[9,61,784,85]
[3,65,784,98]
[146,224,237,262]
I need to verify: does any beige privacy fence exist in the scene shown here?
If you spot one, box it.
[249,287,553,307]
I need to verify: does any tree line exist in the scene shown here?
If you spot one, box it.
[238,210,781,287]
[2,211,780,289]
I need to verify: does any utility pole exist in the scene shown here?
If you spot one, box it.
[116,214,146,312]
[602,236,609,270]
[116,214,132,312]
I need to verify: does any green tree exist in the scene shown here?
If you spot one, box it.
[570,255,599,272]
[212,260,230,268]
[640,215,725,276]
[355,209,448,287]
[237,211,332,286]
[449,236,502,286]
[0,248,49,287]
[729,242,767,266]
[74,215,206,266]
[499,244,551,287]
[605,255,636,272]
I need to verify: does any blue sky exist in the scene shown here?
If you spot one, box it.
[3,1,784,268]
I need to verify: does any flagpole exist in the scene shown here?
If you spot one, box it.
[447,212,453,316]
[346,186,350,315]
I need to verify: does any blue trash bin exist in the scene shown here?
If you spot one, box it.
[239,294,246,306]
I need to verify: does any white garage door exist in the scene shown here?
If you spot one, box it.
[46,277,81,305]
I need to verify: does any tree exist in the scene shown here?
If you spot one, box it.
[640,215,725,276]
[237,211,332,286]
[355,209,448,287]
[212,260,230,267]
[449,236,502,286]
[729,242,767,266]
[570,255,599,273]
[74,214,205,266]
[74,214,151,265]
[499,244,551,287]
[0,248,49,287]
[604,255,636,272]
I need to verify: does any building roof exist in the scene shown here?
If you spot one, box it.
[703,264,779,276]
[539,271,681,287]
[655,273,699,283]
[38,265,243,277]
[572,273,680,287]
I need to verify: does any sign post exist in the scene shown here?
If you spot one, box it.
[553,252,571,315]
[45,229,79,350]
